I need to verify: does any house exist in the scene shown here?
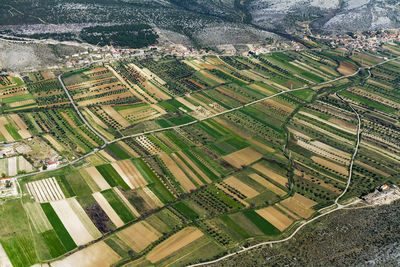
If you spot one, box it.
[380,184,390,191]
[46,161,59,170]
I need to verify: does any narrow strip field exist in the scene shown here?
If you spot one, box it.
[51,241,120,267]
[50,199,95,246]
[92,192,124,228]
[147,227,204,263]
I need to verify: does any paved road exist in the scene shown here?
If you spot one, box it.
[187,73,367,267]
[12,64,361,184]
[11,53,395,265]
[12,57,386,184]
[188,199,360,267]
[112,67,361,144]
[188,59,398,267]
[11,55,399,265]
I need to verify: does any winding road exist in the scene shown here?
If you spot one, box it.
[187,66,384,267]
[11,65,361,184]
[11,53,400,266]
[14,56,398,184]
[58,74,109,147]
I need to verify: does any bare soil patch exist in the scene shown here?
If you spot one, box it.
[311,156,349,176]
[146,227,203,263]
[256,206,293,231]
[222,147,263,169]
[338,62,357,76]
[117,221,161,252]
[0,116,14,142]
[93,192,124,228]
[51,241,120,267]
[252,163,288,187]
[224,176,259,198]
[117,159,148,188]
[280,193,317,219]
[51,199,95,246]
[86,167,111,191]
[159,153,196,192]
[248,173,286,196]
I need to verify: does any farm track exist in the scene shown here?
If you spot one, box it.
[12,56,399,266]
[13,57,397,184]
[58,74,109,147]
[187,69,373,267]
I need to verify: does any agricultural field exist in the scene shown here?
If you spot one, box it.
[0,45,399,267]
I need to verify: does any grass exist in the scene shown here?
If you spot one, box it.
[113,103,147,111]
[164,99,193,112]
[106,143,131,160]
[173,201,199,220]
[146,134,172,153]
[65,172,93,196]
[146,209,182,233]
[2,237,37,267]
[156,236,224,267]
[5,103,37,112]
[211,69,246,86]
[102,189,135,223]
[96,164,130,190]
[104,236,130,258]
[41,230,67,258]
[145,213,173,233]
[168,115,195,125]
[164,131,190,150]
[181,149,219,181]
[156,119,173,128]
[242,209,280,236]
[208,186,243,210]
[209,142,236,156]
[225,137,249,150]
[40,203,77,251]
[0,199,38,267]
[196,122,224,139]
[289,89,315,102]
[56,175,76,197]
[174,153,208,184]
[219,215,250,239]
[1,94,34,104]
[4,124,22,140]
[339,91,397,114]
[133,158,175,203]
[12,76,24,86]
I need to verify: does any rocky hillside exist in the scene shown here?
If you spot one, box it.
[249,0,400,33]
[1,0,400,47]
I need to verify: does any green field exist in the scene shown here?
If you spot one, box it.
[41,230,67,258]
[102,189,135,223]
[219,215,250,239]
[1,94,34,104]
[40,203,77,251]
[173,201,199,220]
[56,175,76,197]
[106,143,131,160]
[133,158,175,203]
[339,90,397,114]
[242,210,281,236]
[4,124,22,140]
[96,164,130,190]
[64,172,92,196]
[0,47,397,267]
[0,200,38,267]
